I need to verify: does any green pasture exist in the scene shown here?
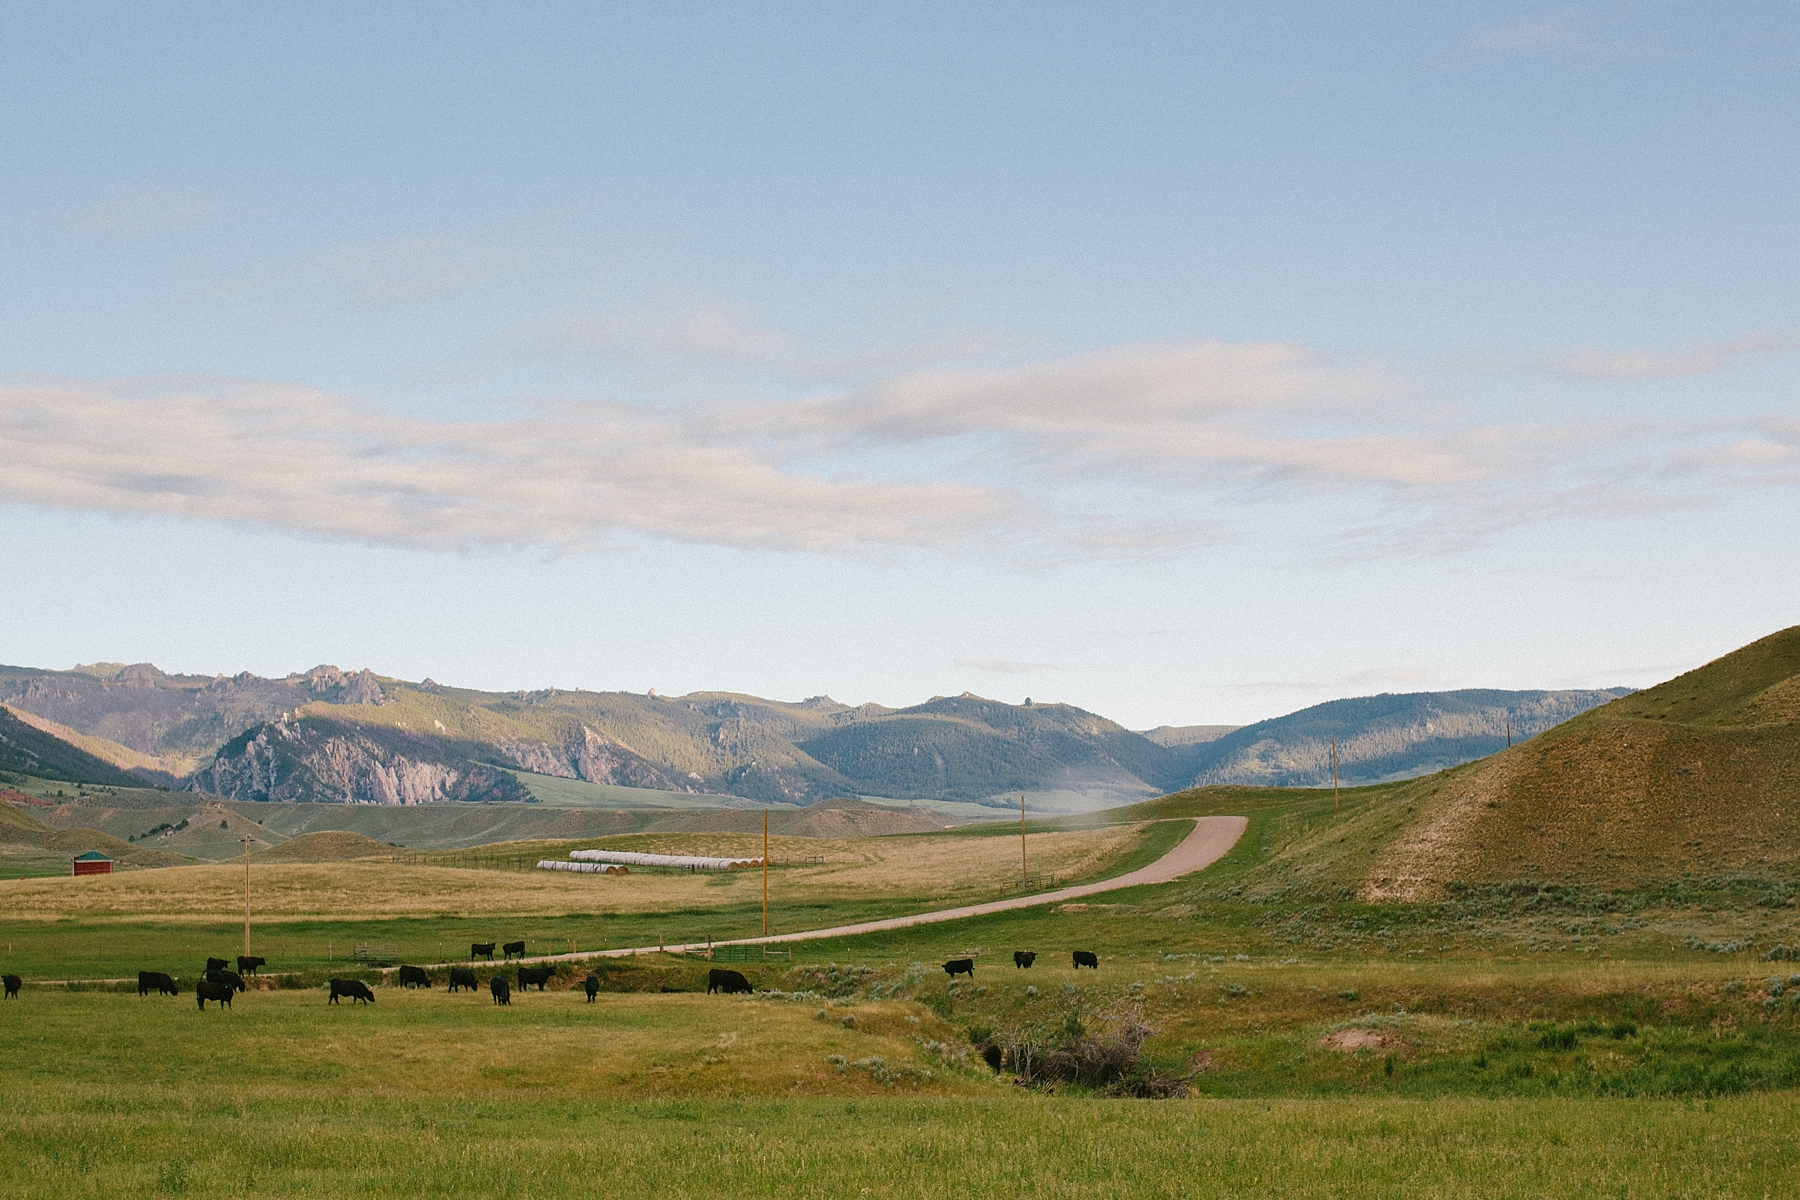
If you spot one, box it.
[9,784,1800,1195]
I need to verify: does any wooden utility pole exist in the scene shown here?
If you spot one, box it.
[243,836,252,958]
[762,810,769,936]
[1331,736,1339,816]
[1020,794,1027,884]
[1506,720,1512,748]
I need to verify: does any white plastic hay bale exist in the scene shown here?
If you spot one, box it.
[567,849,761,871]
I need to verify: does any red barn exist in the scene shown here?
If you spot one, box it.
[72,851,113,876]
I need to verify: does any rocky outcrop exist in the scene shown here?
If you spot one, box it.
[494,726,698,792]
[191,715,530,804]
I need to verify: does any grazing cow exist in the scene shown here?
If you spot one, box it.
[1013,951,1036,969]
[205,957,228,973]
[1072,950,1099,970]
[328,978,376,1005]
[195,979,233,1009]
[237,955,266,976]
[205,968,246,993]
[138,970,179,997]
[501,941,526,961]
[397,965,432,989]
[3,974,20,999]
[516,965,555,991]
[942,958,975,979]
[490,976,511,1006]
[448,967,479,993]
[471,942,496,962]
[707,968,752,995]
[583,974,600,1002]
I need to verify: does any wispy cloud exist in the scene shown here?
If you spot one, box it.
[55,184,220,238]
[5,326,1798,560]
[1554,328,1800,380]
[955,658,1057,675]
[0,375,1027,555]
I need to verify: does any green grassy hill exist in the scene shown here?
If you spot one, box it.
[1136,626,1800,900]
[0,791,198,876]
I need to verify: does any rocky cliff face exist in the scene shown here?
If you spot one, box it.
[192,715,531,804]
[0,662,389,766]
[492,725,695,792]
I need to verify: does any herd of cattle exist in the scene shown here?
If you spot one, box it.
[942,950,1096,977]
[0,944,1102,1009]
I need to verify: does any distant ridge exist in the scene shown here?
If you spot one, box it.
[1186,688,1632,788]
[0,660,1627,812]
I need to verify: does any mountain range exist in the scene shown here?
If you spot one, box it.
[0,660,1629,811]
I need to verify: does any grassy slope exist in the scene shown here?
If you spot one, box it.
[0,796,198,878]
[2,703,197,780]
[1100,627,1800,902]
[0,705,149,788]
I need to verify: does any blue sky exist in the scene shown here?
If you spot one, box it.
[3,3,1797,727]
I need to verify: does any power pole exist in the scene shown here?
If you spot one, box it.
[1020,794,1027,884]
[243,835,252,959]
[1331,736,1339,816]
[762,809,769,937]
[1506,720,1512,748]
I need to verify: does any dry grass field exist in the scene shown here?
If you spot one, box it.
[0,823,1153,922]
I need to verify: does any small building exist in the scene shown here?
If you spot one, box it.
[72,851,113,877]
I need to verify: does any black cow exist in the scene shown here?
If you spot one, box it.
[490,976,511,1006]
[3,974,20,999]
[205,968,246,993]
[1013,951,1036,969]
[448,967,479,993]
[516,965,555,991]
[502,941,526,961]
[237,955,266,976]
[138,970,179,996]
[1072,950,1099,970]
[328,978,376,1005]
[397,965,432,989]
[942,958,975,979]
[205,957,228,973]
[471,942,496,961]
[981,1044,1003,1071]
[195,979,233,1009]
[707,968,752,995]
[583,974,600,1002]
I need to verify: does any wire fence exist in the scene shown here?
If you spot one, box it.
[997,873,1059,895]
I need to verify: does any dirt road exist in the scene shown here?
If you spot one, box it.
[455,814,1247,969]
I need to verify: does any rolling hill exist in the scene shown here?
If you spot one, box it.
[1191,626,1800,900]
[0,704,150,789]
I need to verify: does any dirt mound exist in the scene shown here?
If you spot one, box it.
[1318,1029,1401,1052]
[250,831,393,862]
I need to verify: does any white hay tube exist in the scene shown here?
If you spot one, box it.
[535,860,629,875]
[568,849,762,871]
